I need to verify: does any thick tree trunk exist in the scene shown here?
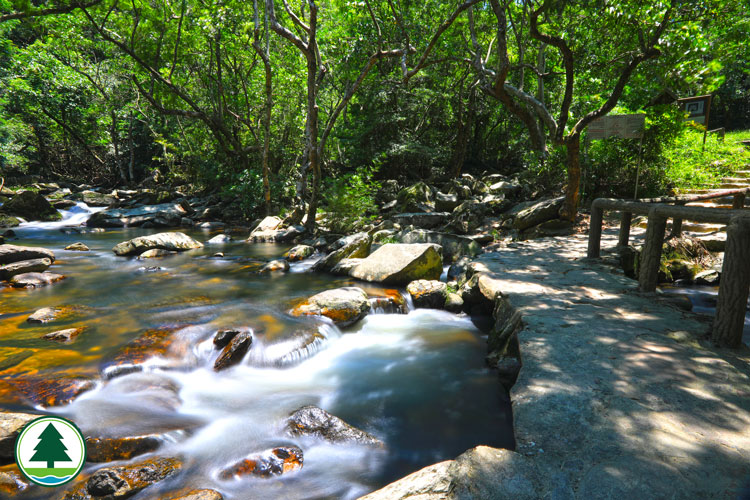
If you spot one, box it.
[561,134,581,221]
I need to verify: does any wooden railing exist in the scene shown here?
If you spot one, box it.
[586,188,750,348]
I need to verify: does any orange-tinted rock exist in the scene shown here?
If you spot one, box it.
[8,375,96,408]
[166,489,224,500]
[212,329,240,348]
[287,406,383,446]
[291,287,370,327]
[101,326,185,379]
[42,327,85,343]
[219,446,303,480]
[86,435,162,462]
[406,280,447,309]
[63,457,182,500]
[10,272,65,288]
[0,464,30,496]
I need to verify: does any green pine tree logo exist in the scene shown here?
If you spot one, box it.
[30,423,71,468]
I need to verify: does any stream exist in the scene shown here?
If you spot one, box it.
[0,204,514,499]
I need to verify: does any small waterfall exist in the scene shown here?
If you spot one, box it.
[17,201,104,231]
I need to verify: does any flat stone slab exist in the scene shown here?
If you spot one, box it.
[361,228,750,499]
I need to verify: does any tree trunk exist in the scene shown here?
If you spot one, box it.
[712,216,750,348]
[128,112,135,182]
[110,111,126,183]
[561,133,581,221]
[261,56,272,215]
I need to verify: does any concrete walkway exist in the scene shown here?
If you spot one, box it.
[362,228,750,499]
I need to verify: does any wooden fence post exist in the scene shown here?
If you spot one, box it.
[587,203,604,258]
[618,212,632,247]
[638,207,667,292]
[732,193,746,210]
[671,218,683,237]
[712,216,750,348]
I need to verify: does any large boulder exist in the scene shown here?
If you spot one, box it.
[406,280,448,309]
[0,191,61,221]
[291,287,371,327]
[87,203,189,228]
[113,232,203,256]
[447,201,487,234]
[246,216,303,242]
[286,406,382,445]
[0,244,55,265]
[0,215,20,228]
[349,243,442,285]
[313,233,372,272]
[0,412,39,460]
[359,446,539,500]
[0,258,51,280]
[400,229,480,261]
[396,182,434,212]
[511,197,564,230]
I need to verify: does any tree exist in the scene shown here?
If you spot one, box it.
[31,423,70,469]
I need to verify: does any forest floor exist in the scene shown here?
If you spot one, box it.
[362,225,750,499]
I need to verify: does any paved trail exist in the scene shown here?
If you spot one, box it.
[363,227,750,499]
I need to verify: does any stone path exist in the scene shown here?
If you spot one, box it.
[362,227,750,499]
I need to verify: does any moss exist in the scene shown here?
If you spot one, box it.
[0,215,20,227]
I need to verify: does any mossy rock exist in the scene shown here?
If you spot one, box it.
[0,215,20,228]
[0,191,61,222]
[396,182,434,212]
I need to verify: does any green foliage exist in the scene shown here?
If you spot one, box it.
[221,169,264,218]
[322,165,380,233]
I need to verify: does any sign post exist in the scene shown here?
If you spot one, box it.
[587,114,646,199]
[677,95,712,151]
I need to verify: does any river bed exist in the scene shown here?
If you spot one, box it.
[0,205,513,499]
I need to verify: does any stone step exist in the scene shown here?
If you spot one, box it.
[719,183,749,189]
[720,177,750,185]
[734,170,750,178]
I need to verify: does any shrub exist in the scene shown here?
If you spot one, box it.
[322,165,381,233]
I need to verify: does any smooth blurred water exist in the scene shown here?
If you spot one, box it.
[1,207,513,499]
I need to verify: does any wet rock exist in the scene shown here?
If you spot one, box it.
[43,327,85,343]
[447,201,487,234]
[0,464,30,496]
[10,272,65,288]
[139,249,174,259]
[219,446,303,480]
[86,435,162,462]
[245,316,332,367]
[207,234,231,244]
[9,376,96,408]
[291,287,370,327]
[70,190,116,207]
[213,252,224,258]
[287,406,382,445]
[444,292,464,313]
[0,412,39,460]
[64,456,182,499]
[259,259,290,273]
[284,244,314,261]
[214,331,252,371]
[350,243,443,285]
[87,203,188,228]
[0,244,55,265]
[54,199,78,210]
[313,232,372,272]
[400,229,480,261]
[27,306,65,323]
[0,258,51,280]
[0,215,20,228]
[406,280,447,309]
[65,242,90,251]
[101,326,185,379]
[511,197,563,230]
[113,232,203,256]
[392,212,451,229]
[213,329,241,349]
[1,191,61,221]
[166,490,224,500]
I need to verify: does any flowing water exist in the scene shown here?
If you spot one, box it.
[1,204,514,499]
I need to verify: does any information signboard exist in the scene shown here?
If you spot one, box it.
[678,95,712,125]
[587,114,646,140]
